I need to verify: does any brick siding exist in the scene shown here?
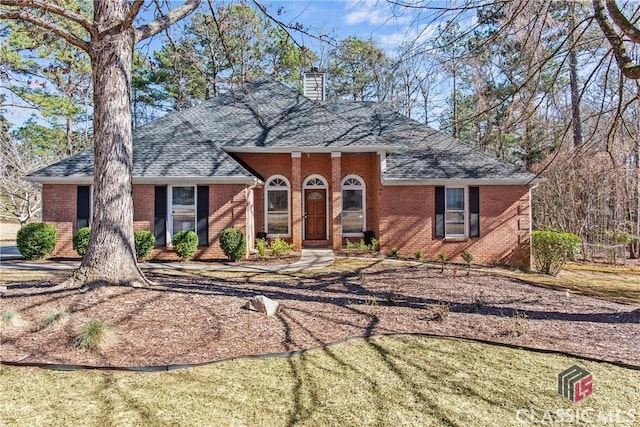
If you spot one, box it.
[379,185,531,268]
[41,156,531,268]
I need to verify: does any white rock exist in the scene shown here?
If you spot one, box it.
[245,295,280,316]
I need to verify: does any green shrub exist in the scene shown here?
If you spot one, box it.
[73,227,91,257]
[462,250,474,276]
[370,237,380,251]
[173,230,199,261]
[438,252,448,273]
[390,247,399,257]
[74,319,113,350]
[414,250,423,260]
[345,239,356,251]
[256,237,268,259]
[270,237,293,257]
[532,230,581,275]
[134,230,156,260]
[358,239,369,251]
[219,228,246,262]
[16,222,58,260]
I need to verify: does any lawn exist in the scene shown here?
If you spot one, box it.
[491,262,640,305]
[1,259,638,425]
[1,335,638,426]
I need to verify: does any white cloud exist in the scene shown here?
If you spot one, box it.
[378,21,439,50]
[343,0,411,27]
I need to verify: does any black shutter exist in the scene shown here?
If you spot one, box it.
[435,186,445,238]
[77,186,90,229]
[197,185,209,247]
[469,186,480,237]
[154,186,167,247]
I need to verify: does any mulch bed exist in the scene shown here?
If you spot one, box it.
[1,262,639,368]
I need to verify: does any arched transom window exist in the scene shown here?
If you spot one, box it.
[342,175,365,235]
[305,177,325,188]
[265,176,290,237]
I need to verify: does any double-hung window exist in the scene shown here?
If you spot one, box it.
[154,185,209,247]
[342,175,365,235]
[265,176,290,237]
[445,187,466,237]
[435,186,480,238]
[171,186,196,236]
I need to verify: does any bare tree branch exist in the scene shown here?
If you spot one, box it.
[134,0,201,43]
[606,0,640,43]
[593,0,640,79]
[0,0,96,36]
[122,0,146,33]
[252,0,336,45]
[0,10,90,53]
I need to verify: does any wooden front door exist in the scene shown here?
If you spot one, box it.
[305,189,326,240]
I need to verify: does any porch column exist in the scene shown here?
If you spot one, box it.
[291,152,302,250]
[331,152,342,251]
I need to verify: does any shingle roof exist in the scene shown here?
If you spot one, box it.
[26,107,256,181]
[26,79,536,184]
[182,79,384,149]
[323,101,536,182]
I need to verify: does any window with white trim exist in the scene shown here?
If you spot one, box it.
[445,187,466,237]
[170,186,197,237]
[435,186,479,238]
[265,176,290,236]
[342,175,365,235]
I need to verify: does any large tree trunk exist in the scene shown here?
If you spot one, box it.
[71,1,146,288]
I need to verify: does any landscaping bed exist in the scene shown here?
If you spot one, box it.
[1,261,639,367]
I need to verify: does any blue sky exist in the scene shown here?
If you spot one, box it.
[265,0,415,48]
[5,0,441,127]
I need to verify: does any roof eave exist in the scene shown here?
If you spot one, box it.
[23,176,262,185]
[382,177,542,186]
[222,145,399,154]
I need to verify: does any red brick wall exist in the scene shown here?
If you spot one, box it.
[133,185,154,232]
[341,153,379,234]
[41,184,77,257]
[41,173,531,268]
[379,185,530,268]
[236,152,381,247]
[42,183,248,260]
[235,153,292,236]
[148,184,248,261]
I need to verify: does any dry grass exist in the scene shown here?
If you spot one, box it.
[0,307,21,327]
[73,319,115,350]
[1,335,638,426]
[491,263,640,304]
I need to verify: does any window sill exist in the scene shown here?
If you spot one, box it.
[442,237,469,242]
[343,232,364,238]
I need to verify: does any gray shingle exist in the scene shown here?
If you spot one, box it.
[324,101,536,182]
[27,79,535,184]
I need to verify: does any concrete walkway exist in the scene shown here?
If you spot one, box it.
[0,245,335,273]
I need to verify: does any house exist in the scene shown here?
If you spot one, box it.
[25,75,537,267]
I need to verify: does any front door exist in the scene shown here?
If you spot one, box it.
[305,189,326,240]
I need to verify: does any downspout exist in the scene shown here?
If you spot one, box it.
[529,182,540,272]
[245,179,260,258]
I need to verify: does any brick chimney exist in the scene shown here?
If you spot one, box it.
[303,69,326,101]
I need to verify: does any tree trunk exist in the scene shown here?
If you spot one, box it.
[568,2,584,147]
[71,1,146,288]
